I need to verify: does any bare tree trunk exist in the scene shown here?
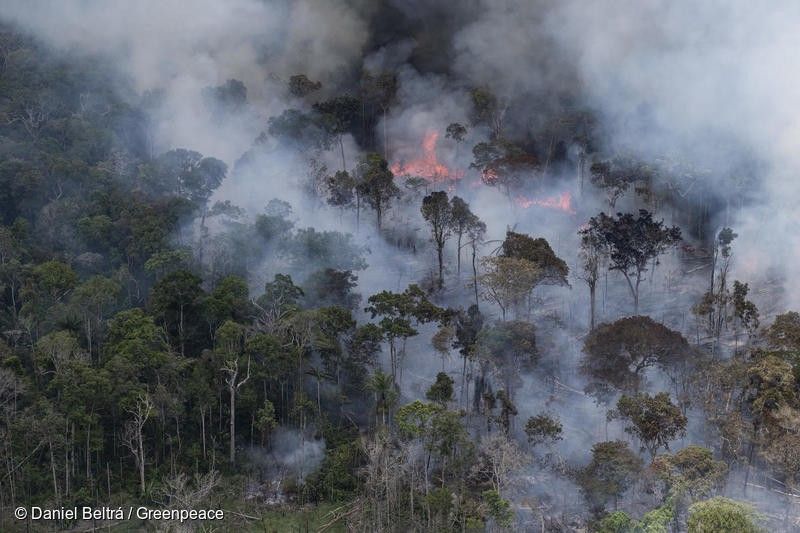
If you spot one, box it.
[456,233,463,275]
[49,438,59,503]
[179,304,185,357]
[229,385,235,464]
[201,408,206,460]
[137,426,145,494]
[222,357,250,466]
[472,246,479,309]
[339,135,347,172]
[437,244,444,289]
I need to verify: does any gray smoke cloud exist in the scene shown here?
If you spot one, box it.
[544,0,800,310]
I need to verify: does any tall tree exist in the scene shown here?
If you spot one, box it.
[585,210,681,313]
[581,316,692,397]
[730,281,759,348]
[449,196,479,275]
[468,88,505,139]
[589,157,651,208]
[611,392,688,459]
[687,497,761,533]
[445,122,467,158]
[578,223,605,330]
[356,153,399,230]
[121,392,153,495]
[452,304,484,408]
[478,256,541,320]
[314,95,360,171]
[579,440,643,512]
[421,191,453,289]
[365,285,443,382]
[470,139,537,198]
[150,270,205,357]
[361,71,397,156]
[216,320,250,465]
[466,218,487,308]
[501,231,569,286]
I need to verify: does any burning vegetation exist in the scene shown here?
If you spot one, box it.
[391,130,464,182]
[0,2,797,532]
[515,191,576,214]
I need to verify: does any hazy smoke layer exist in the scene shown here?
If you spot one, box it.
[545,0,800,308]
[5,0,797,306]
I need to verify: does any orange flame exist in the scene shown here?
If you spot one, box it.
[391,131,464,182]
[515,192,576,214]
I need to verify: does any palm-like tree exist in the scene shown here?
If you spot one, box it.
[366,371,398,426]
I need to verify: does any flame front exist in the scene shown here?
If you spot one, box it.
[515,192,576,214]
[391,131,463,182]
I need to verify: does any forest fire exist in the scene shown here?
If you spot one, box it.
[515,191,576,214]
[391,131,464,182]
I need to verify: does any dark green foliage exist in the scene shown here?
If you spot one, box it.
[149,269,205,356]
[356,153,399,229]
[579,440,643,513]
[306,440,365,502]
[421,190,453,288]
[581,316,692,395]
[288,74,322,98]
[478,320,538,370]
[267,108,330,150]
[611,392,687,458]
[426,372,455,405]
[585,210,681,312]
[589,157,652,208]
[326,170,356,208]
[687,498,762,533]
[524,413,563,446]
[313,96,360,137]
[0,19,785,533]
[592,510,633,533]
[501,230,569,285]
[445,122,468,143]
[303,268,360,310]
[287,228,367,273]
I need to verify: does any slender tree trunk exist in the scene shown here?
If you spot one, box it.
[49,438,59,503]
[86,424,91,479]
[179,304,185,357]
[383,108,388,159]
[472,246,479,308]
[137,427,145,494]
[201,408,206,460]
[589,282,596,330]
[339,135,347,172]
[622,272,639,314]
[437,243,444,289]
[456,233,462,274]
[86,318,92,361]
[229,385,236,465]
[356,195,360,233]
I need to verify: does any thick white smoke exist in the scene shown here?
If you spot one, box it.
[544,0,800,310]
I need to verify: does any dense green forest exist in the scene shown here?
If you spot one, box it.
[1,1,799,532]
